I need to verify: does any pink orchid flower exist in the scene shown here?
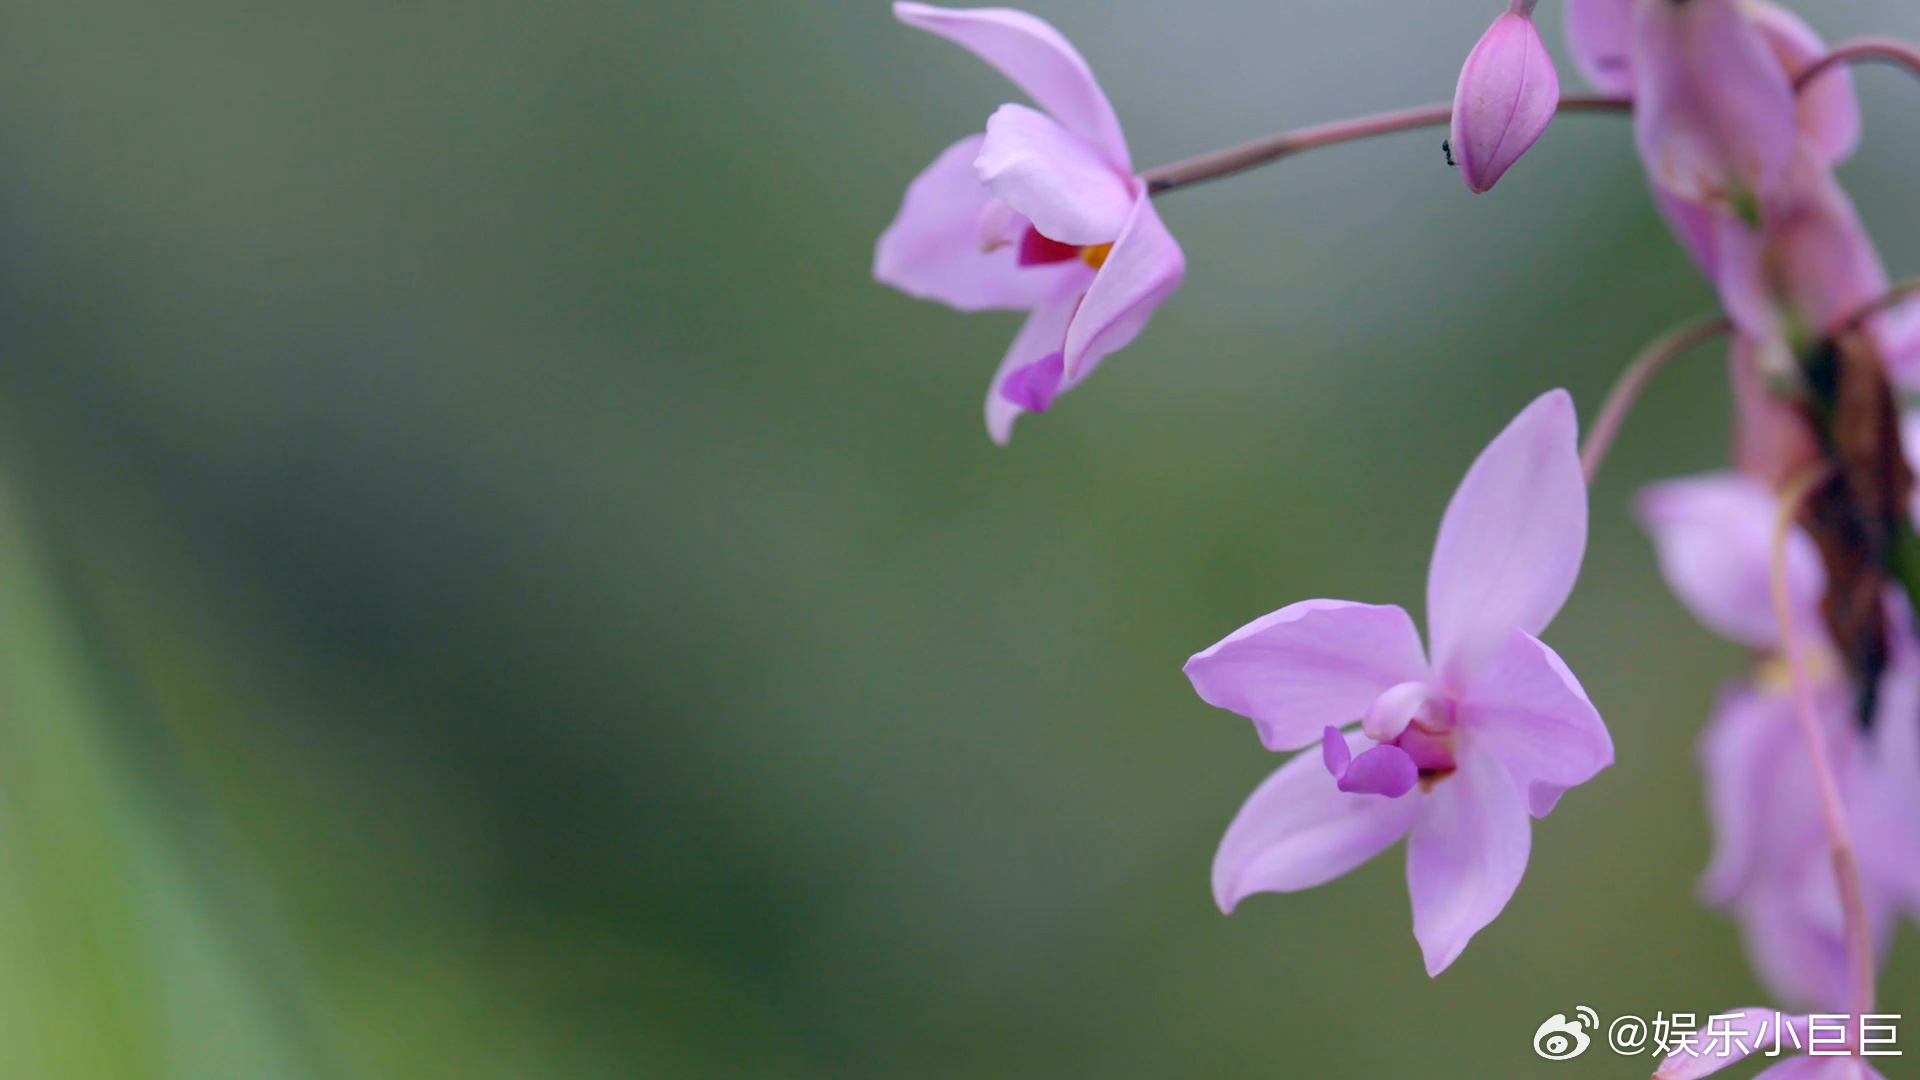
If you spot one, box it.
[1188,391,1613,975]
[873,3,1185,444]
[1574,1,1861,290]
[1567,0,1859,163]
[1449,2,1560,193]
[1655,1009,1887,1080]
[1659,148,1890,402]
[1630,0,1799,211]
[1637,472,1920,1010]
[1714,149,1888,364]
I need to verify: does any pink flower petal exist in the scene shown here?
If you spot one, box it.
[1564,0,1634,95]
[1406,738,1531,975]
[985,294,1081,444]
[1631,0,1797,207]
[1697,686,1798,905]
[1457,629,1612,818]
[875,134,1086,312]
[1728,782,1902,1012]
[1736,874,1855,1014]
[975,104,1136,246]
[1634,471,1825,650]
[1426,389,1586,688]
[1060,194,1185,382]
[1714,150,1887,346]
[1213,730,1422,911]
[1729,334,1823,488]
[997,351,1064,413]
[1362,680,1433,742]
[1449,12,1560,194]
[1857,645,1920,913]
[1652,1007,1798,1079]
[1321,725,1352,775]
[893,2,1130,171]
[1185,600,1430,752]
[1752,1060,1887,1080]
[1653,186,1721,276]
[1751,1,1861,166]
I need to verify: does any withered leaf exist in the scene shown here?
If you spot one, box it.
[1797,326,1914,727]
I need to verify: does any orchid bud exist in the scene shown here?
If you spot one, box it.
[1450,5,1560,194]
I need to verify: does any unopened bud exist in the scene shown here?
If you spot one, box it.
[1450,10,1560,194]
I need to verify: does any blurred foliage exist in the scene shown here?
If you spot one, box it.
[0,0,1918,1076]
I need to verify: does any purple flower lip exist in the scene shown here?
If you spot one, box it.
[997,352,1065,413]
[1322,726,1419,798]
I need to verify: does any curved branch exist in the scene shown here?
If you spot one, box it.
[1141,95,1630,196]
[1834,277,1920,341]
[1795,36,1920,92]
[1579,315,1732,484]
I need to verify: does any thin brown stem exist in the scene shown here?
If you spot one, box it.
[1579,316,1733,484]
[1141,96,1631,196]
[1769,464,1877,1026]
[1795,36,1920,93]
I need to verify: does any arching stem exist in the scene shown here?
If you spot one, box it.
[1579,316,1732,484]
[1770,464,1876,1029]
[1834,277,1920,341]
[1141,96,1630,196]
[1795,36,1920,93]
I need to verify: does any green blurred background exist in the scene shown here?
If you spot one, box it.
[0,1,1917,1076]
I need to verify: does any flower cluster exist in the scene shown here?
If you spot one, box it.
[875,1,1920,1071]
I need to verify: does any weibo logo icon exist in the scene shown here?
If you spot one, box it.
[1533,1006,1598,1060]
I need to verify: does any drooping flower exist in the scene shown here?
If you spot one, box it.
[1697,654,1920,1011]
[1589,0,1872,339]
[1449,2,1560,193]
[1636,472,1920,1010]
[1565,0,1859,165]
[1629,0,1799,212]
[1714,149,1889,370]
[873,3,1185,444]
[1188,390,1613,975]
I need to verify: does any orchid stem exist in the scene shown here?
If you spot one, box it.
[1141,96,1631,196]
[1579,316,1732,484]
[1835,277,1920,341]
[1770,465,1877,1028]
[1795,36,1920,92]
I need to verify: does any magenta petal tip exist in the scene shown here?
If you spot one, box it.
[997,351,1065,413]
[1450,12,1560,194]
[1321,726,1352,776]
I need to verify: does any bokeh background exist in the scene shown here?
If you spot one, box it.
[0,1,1917,1076]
